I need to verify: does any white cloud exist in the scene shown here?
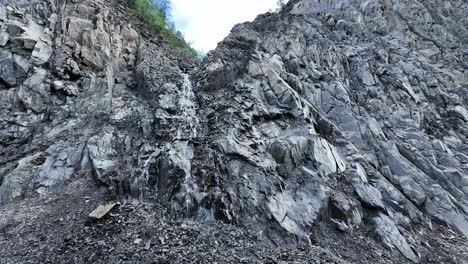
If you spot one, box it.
[171,0,281,52]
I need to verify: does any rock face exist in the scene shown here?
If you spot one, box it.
[190,0,468,261]
[0,0,194,206]
[1,0,468,263]
[0,0,141,205]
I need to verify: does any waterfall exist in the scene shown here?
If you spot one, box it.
[176,73,200,140]
[175,72,200,214]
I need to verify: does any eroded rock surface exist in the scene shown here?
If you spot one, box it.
[1,0,468,263]
[188,0,468,261]
[0,0,194,206]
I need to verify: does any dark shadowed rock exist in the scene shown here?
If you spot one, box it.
[328,192,363,232]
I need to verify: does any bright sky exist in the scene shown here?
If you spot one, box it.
[171,0,281,53]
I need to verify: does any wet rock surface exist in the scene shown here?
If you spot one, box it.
[1,0,468,263]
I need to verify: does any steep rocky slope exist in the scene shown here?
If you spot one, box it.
[187,0,468,258]
[0,0,195,205]
[1,0,468,263]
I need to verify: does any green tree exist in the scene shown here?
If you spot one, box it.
[128,0,199,58]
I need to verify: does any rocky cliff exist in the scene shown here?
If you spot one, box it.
[1,0,468,263]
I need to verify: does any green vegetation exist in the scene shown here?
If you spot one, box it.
[128,0,199,58]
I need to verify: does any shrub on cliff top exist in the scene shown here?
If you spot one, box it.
[128,0,198,57]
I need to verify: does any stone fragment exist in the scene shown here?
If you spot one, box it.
[89,203,117,219]
[31,41,52,65]
[269,136,309,176]
[17,68,49,113]
[159,94,176,111]
[355,163,368,183]
[144,240,151,250]
[12,54,30,79]
[0,153,43,206]
[52,80,78,96]
[38,145,83,189]
[0,4,6,22]
[6,22,24,38]
[66,17,94,42]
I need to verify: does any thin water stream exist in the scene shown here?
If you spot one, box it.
[175,72,200,213]
[176,73,200,140]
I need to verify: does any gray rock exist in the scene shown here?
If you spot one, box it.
[268,183,330,240]
[372,213,419,263]
[1,0,468,262]
[0,28,9,46]
[17,68,49,113]
[31,40,52,65]
[0,49,16,87]
[269,136,309,176]
[66,17,94,42]
[328,192,363,231]
[309,137,346,177]
[12,54,30,80]
[0,153,42,206]
[87,129,117,183]
[37,144,84,191]
[353,181,386,210]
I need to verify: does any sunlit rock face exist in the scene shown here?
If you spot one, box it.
[0,0,195,206]
[189,0,468,261]
[1,0,468,262]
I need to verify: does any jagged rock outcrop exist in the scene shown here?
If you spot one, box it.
[1,0,468,263]
[0,0,195,205]
[1,0,139,205]
[186,0,468,261]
